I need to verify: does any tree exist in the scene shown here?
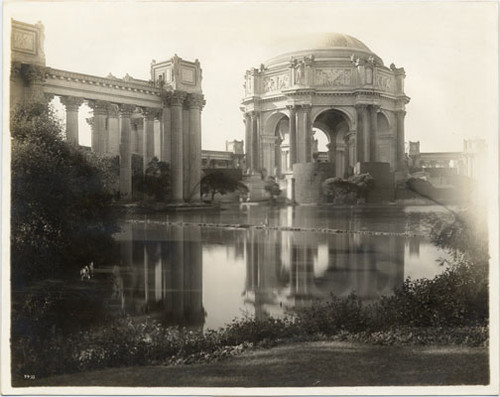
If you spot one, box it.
[138,157,171,201]
[200,171,248,202]
[322,173,374,203]
[264,176,281,203]
[11,102,119,286]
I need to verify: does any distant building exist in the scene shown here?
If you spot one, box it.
[407,139,486,185]
[201,140,245,169]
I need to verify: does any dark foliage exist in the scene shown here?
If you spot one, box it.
[138,157,171,201]
[11,102,119,285]
[264,176,281,202]
[200,171,248,202]
[322,173,374,203]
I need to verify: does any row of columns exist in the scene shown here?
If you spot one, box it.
[59,91,204,202]
[244,104,315,175]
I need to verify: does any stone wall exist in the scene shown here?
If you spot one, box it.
[293,162,335,204]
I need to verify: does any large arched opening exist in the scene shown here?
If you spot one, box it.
[313,109,352,177]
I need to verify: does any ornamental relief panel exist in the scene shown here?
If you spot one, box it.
[12,29,36,54]
[263,73,290,93]
[314,68,352,87]
[376,74,394,91]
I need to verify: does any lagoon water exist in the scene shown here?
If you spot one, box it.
[110,204,450,330]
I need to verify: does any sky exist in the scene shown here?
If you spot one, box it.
[4,1,499,152]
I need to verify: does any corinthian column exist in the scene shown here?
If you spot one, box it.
[361,105,370,162]
[396,110,406,171]
[119,104,136,199]
[370,105,380,161]
[186,93,205,202]
[296,104,312,163]
[88,100,109,153]
[286,105,297,166]
[142,108,157,170]
[170,91,187,202]
[244,113,252,173]
[107,104,120,155]
[250,111,259,171]
[60,96,84,145]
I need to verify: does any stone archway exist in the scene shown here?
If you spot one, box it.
[313,108,352,177]
[261,111,289,177]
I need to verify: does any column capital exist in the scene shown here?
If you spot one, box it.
[186,93,206,110]
[248,110,258,118]
[88,100,110,115]
[286,104,298,114]
[118,103,136,117]
[142,107,160,121]
[396,109,407,117]
[297,103,312,111]
[170,91,187,106]
[107,103,120,118]
[355,103,368,111]
[371,104,381,112]
[60,96,84,111]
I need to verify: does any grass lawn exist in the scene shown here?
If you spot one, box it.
[17,341,489,387]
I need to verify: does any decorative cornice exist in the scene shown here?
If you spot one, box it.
[59,95,84,111]
[45,67,161,95]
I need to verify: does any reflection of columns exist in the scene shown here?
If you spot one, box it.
[171,91,187,202]
[370,105,379,161]
[396,110,406,171]
[183,226,204,325]
[88,100,108,153]
[59,96,84,145]
[119,104,136,199]
[107,104,120,155]
[142,108,156,170]
[187,93,205,201]
[296,104,312,163]
[287,105,297,166]
[244,113,252,172]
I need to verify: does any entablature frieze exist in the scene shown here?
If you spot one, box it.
[45,67,160,95]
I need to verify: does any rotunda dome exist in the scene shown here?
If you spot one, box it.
[298,33,371,52]
[264,32,381,67]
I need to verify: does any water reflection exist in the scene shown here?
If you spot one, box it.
[112,206,448,330]
[113,223,205,328]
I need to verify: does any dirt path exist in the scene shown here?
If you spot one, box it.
[16,341,489,388]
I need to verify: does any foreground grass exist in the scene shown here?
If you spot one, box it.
[18,341,488,387]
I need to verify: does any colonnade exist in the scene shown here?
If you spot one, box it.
[245,103,406,178]
[58,91,205,202]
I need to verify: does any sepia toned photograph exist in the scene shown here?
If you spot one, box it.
[2,1,499,395]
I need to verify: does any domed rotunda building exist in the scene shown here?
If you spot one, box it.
[241,33,410,203]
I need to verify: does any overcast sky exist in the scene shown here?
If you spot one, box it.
[5,1,498,152]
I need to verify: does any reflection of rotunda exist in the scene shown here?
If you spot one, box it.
[241,33,410,202]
